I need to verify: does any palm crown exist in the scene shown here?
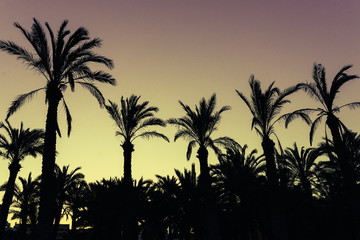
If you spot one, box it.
[236,75,300,139]
[0,18,116,136]
[168,93,233,160]
[284,64,360,145]
[105,95,169,144]
[0,121,44,163]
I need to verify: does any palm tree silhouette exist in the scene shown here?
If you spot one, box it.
[168,94,235,189]
[284,64,359,190]
[236,75,300,187]
[8,173,40,237]
[168,94,235,240]
[211,144,266,240]
[0,121,44,237]
[105,95,169,187]
[105,95,168,240]
[63,180,89,231]
[53,165,84,239]
[0,18,115,240]
[282,143,323,200]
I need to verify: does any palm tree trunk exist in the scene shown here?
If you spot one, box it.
[262,137,288,240]
[37,88,61,240]
[261,136,278,187]
[122,140,136,240]
[0,162,21,238]
[196,146,221,240]
[326,114,360,239]
[52,200,64,240]
[326,114,356,189]
[122,140,134,188]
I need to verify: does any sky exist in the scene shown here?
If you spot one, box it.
[0,0,360,195]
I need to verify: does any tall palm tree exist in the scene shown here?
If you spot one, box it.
[9,173,40,236]
[236,75,300,186]
[53,165,84,239]
[284,64,359,190]
[0,121,44,237]
[0,19,115,240]
[282,143,323,199]
[168,94,234,240]
[168,94,235,189]
[105,95,169,187]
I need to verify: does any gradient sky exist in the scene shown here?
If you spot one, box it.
[1,0,360,195]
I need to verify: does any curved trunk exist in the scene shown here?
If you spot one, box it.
[0,162,21,238]
[37,87,61,240]
[261,136,278,187]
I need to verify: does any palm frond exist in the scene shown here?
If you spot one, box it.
[76,81,105,107]
[7,88,44,119]
[186,140,197,160]
[309,115,323,145]
[133,131,169,142]
[62,99,72,137]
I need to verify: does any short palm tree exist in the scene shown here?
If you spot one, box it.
[236,75,300,186]
[53,165,84,238]
[283,143,323,199]
[0,18,115,239]
[168,93,235,188]
[105,95,169,187]
[284,64,359,190]
[9,173,40,236]
[0,121,44,236]
[63,180,89,230]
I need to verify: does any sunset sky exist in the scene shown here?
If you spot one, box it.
[1,0,360,193]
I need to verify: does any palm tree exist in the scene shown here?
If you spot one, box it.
[9,173,40,236]
[0,18,115,239]
[168,94,234,240]
[0,121,44,237]
[53,165,84,239]
[168,94,235,189]
[236,75,300,187]
[211,144,266,240]
[105,95,169,187]
[282,143,323,199]
[63,180,89,231]
[284,64,359,190]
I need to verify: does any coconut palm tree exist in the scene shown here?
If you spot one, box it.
[0,121,44,237]
[0,18,115,240]
[284,64,359,190]
[105,95,169,187]
[9,173,40,236]
[236,75,301,187]
[52,165,84,239]
[282,143,323,199]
